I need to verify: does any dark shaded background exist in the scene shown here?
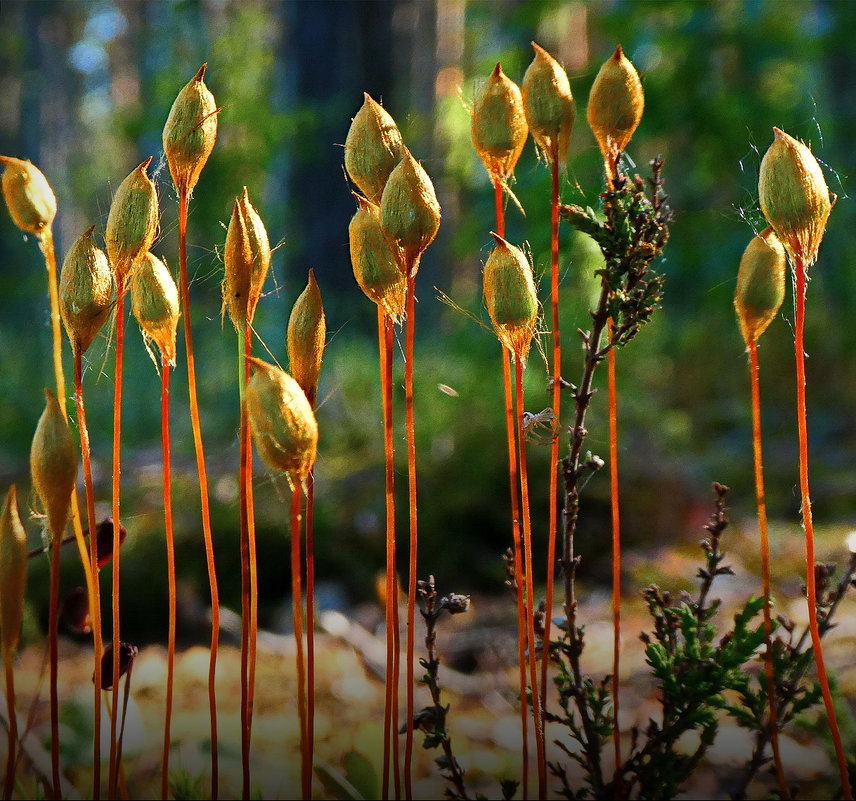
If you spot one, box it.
[2,0,856,644]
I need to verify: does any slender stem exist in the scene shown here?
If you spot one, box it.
[40,231,66,413]
[514,358,546,800]
[403,273,418,801]
[379,308,398,800]
[793,258,852,800]
[238,332,251,800]
[607,321,622,787]
[177,189,220,800]
[503,350,529,800]
[108,280,126,799]
[290,482,309,799]
[48,521,62,799]
[161,357,176,801]
[494,175,529,798]
[542,145,561,728]
[305,468,316,800]
[74,350,103,801]
[747,341,789,799]
[2,651,15,801]
[245,326,259,762]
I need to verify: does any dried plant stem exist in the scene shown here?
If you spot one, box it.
[746,340,789,799]
[305,469,316,797]
[607,322,622,784]
[290,483,309,799]
[238,323,258,801]
[74,350,104,801]
[403,273,418,801]
[107,280,126,800]
[493,176,530,799]
[793,259,852,800]
[48,520,62,799]
[379,308,400,800]
[2,649,16,800]
[541,145,561,726]
[514,358,546,800]
[161,356,176,801]
[177,190,220,799]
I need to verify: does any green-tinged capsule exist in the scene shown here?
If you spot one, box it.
[287,270,326,407]
[0,486,28,654]
[522,43,576,165]
[163,64,218,196]
[223,187,271,330]
[348,194,406,321]
[344,94,405,204]
[758,128,833,266]
[30,389,77,539]
[472,63,528,181]
[735,228,787,346]
[379,150,441,276]
[0,156,57,236]
[59,226,114,355]
[246,358,318,482]
[484,233,538,364]
[587,45,644,158]
[131,252,180,364]
[106,158,159,282]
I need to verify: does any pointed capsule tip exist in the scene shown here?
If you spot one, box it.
[489,231,508,248]
[492,62,503,79]
[613,44,624,60]
[139,156,154,172]
[83,224,97,237]
[194,64,207,82]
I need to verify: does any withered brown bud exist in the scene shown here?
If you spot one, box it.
[96,641,138,690]
[61,586,92,635]
[89,517,127,570]
[106,158,159,283]
[223,187,271,330]
[59,226,113,355]
[0,156,57,236]
[344,94,405,204]
[246,358,318,482]
[287,270,326,407]
[472,63,528,181]
[163,64,218,195]
[30,389,77,539]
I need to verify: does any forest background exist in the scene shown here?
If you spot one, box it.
[1,0,856,647]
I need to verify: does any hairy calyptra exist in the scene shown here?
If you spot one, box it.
[345,94,405,204]
[131,252,180,364]
[287,270,326,407]
[587,45,644,159]
[522,43,576,165]
[734,227,786,346]
[106,159,159,282]
[0,155,56,236]
[0,487,28,655]
[472,63,529,181]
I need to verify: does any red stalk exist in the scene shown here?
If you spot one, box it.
[747,340,789,799]
[514,357,546,800]
[379,308,400,800]
[793,258,852,800]
[161,356,176,800]
[305,469,316,799]
[48,529,61,800]
[3,650,16,800]
[74,350,103,801]
[494,175,530,798]
[290,483,309,799]
[177,189,221,799]
[541,145,561,727]
[108,280,126,799]
[403,273,418,801]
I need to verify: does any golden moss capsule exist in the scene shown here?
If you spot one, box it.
[131,252,180,364]
[587,45,644,158]
[758,128,833,266]
[0,156,57,236]
[163,64,218,195]
[484,233,538,364]
[0,486,28,654]
[246,358,318,482]
[344,94,405,204]
[59,226,114,355]
[30,389,77,539]
[472,63,528,181]
[735,227,787,346]
[223,187,271,330]
[106,158,159,282]
[287,270,326,406]
[379,150,441,276]
[348,194,406,320]
[522,43,576,165]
